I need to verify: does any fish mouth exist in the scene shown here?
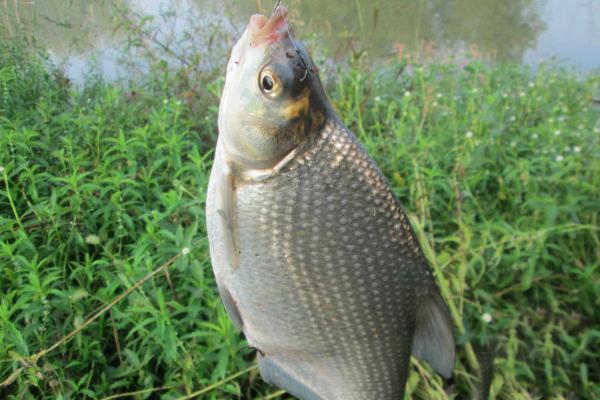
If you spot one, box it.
[248,5,289,47]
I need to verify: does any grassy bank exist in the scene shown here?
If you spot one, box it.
[1,41,599,399]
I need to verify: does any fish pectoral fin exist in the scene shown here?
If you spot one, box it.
[215,169,239,269]
[207,142,243,331]
[257,354,329,400]
[412,289,456,378]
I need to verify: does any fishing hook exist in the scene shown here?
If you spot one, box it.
[273,1,310,82]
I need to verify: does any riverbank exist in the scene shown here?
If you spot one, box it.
[1,41,599,399]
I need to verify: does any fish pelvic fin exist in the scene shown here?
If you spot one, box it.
[216,282,243,331]
[412,289,456,378]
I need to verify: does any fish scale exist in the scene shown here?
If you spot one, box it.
[206,4,455,399]
[215,120,430,399]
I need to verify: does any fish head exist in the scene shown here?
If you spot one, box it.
[219,4,331,171]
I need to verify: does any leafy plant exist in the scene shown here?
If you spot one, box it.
[1,22,599,400]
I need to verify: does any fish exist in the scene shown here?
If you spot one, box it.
[205,4,455,399]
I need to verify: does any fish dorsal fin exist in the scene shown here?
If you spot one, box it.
[412,289,456,378]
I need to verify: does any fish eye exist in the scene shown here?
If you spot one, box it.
[259,68,282,98]
[262,75,274,91]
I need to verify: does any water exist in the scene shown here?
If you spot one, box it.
[2,0,599,84]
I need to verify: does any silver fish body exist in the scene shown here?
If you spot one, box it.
[206,5,454,400]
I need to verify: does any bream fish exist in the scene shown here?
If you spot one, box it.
[206,4,455,399]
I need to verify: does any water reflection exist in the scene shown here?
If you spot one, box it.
[427,0,546,61]
[2,0,115,56]
[1,0,598,83]
[249,0,546,62]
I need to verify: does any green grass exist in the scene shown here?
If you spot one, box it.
[0,40,599,399]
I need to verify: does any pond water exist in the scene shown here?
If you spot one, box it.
[2,0,599,84]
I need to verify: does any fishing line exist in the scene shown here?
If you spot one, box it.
[273,0,282,13]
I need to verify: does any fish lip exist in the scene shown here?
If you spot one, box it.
[248,5,289,47]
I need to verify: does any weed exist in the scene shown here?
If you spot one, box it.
[0,32,599,400]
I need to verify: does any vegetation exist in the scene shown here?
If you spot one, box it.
[1,27,599,400]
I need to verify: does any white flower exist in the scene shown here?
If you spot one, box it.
[555,155,564,162]
[573,146,581,153]
[510,116,516,122]
[482,313,492,323]
[0,165,4,173]
[432,101,438,107]
[176,100,182,106]
[163,99,168,104]
[85,234,100,245]
[436,93,443,99]
[182,247,190,255]
[554,130,561,136]
[502,92,508,98]
[558,116,565,122]
[594,128,600,134]
[374,96,381,102]
[465,131,474,139]
[519,91,526,97]
[404,91,411,97]
[531,133,539,140]
[528,82,535,88]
